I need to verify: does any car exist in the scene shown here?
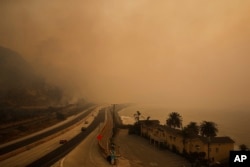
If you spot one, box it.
[59,139,67,144]
[81,127,87,131]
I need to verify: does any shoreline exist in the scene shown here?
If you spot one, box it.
[117,106,245,150]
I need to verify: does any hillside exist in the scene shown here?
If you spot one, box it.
[0,46,91,143]
[0,46,68,124]
[0,46,63,107]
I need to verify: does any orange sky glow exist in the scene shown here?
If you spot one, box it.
[1,0,250,111]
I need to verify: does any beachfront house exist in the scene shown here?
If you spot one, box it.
[140,122,234,163]
[186,136,234,162]
[163,126,184,153]
[140,120,160,138]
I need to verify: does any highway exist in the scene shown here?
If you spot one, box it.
[57,126,111,167]
[26,108,106,167]
[55,107,115,167]
[1,104,191,167]
[0,106,102,167]
[98,108,114,155]
[0,105,96,156]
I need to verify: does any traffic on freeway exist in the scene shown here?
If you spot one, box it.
[0,106,103,167]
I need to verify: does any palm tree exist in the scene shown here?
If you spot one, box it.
[166,112,182,129]
[134,110,141,123]
[239,144,248,151]
[182,122,199,154]
[200,121,218,162]
[185,122,199,136]
[200,121,218,137]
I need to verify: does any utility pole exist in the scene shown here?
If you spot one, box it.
[113,104,115,125]
[207,137,211,166]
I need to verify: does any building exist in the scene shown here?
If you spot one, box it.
[140,121,234,163]
[187,136,235,162]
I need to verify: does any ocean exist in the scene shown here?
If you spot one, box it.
[118,103,250,149]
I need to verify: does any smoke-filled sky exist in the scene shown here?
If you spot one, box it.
[1,0,250,110]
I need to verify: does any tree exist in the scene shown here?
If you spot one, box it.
[134,110,141,123]
[130,111,142,135]
[200,121,218,162]
[182,122,199,153]
[200,121,218,137]
[166,112,182,129]
[185,122,199,136]
[239,144,248,151]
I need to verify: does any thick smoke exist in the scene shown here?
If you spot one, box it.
[1,0,250,110]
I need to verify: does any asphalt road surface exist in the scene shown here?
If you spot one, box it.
[0,108,100,167]
[58,129,192,167]
[115,129,191,167]
[0,105,96,156]
[27,108,105,167]
[57,126,111,167]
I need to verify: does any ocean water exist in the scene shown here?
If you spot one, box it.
[118,104,250,148]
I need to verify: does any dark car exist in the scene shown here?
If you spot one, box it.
[81,127,87,131]
[59,139,67,144]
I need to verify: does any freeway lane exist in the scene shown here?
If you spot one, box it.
[60,108,115,167]
[0,105,95,156]
[60,126,111,167]
[0,107,100,167]
[27,108,105,167]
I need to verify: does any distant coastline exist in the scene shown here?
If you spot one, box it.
[118,104,250,149]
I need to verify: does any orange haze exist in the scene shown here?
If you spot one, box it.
[1,0,250,111]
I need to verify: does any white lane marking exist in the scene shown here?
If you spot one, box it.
[60,157,65,167]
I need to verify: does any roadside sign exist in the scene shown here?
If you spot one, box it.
[97,134,102,140]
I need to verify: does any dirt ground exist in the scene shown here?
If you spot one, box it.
[115,129,191,167]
